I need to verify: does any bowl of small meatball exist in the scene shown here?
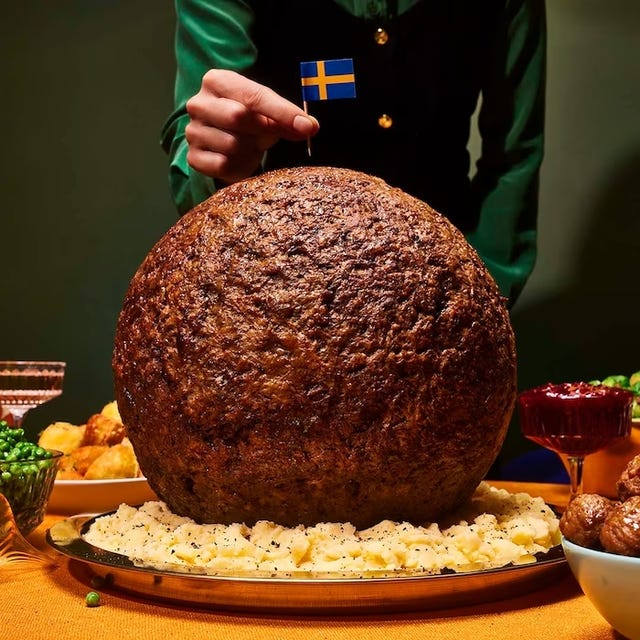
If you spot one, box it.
[560,454,640,640]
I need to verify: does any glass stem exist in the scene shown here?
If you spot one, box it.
[3,409,28,428]
[567,455,584,502]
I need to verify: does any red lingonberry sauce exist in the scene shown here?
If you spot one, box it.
[518,382,633,457]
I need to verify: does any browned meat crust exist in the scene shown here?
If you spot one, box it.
[113,166,516,527]
[560,493,617,549]
[600,496,640,556]
[617,454,640,502]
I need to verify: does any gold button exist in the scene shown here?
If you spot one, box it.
[378,114,393,129]
[374,28,389,45]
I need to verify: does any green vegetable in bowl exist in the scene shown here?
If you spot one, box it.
[601,375,630,388]
[0,422,53,460]
[589,373,640,421]
[0,420,61,534]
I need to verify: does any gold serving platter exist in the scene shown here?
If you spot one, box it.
[47,514,567,614]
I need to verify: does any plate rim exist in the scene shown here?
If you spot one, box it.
[54,476,148,487]
[46,513,567,614]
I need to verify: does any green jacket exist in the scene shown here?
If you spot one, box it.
[162,0,546,304]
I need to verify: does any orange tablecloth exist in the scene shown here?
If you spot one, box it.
[0,482,618,640]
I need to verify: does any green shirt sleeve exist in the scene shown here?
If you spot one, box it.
[466,0,546,305]
[160,0,257,216]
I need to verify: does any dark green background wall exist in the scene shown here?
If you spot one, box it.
[2,1,639,470]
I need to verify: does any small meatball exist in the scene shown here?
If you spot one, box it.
[600,496,640,556]
[617,454,640,502]
[560,493,617,548]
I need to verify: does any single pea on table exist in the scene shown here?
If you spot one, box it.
[85,592,101,608]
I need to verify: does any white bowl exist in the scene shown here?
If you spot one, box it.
[48,476,157,515]
[562,537,640,640]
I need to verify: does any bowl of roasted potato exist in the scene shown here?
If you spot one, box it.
[39,401,156,514]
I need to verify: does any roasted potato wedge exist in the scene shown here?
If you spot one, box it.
[82,413,125,447]
[38,422,86,455]
[84,440,139,480]
[100,400,122,423]
[40,401,141,480]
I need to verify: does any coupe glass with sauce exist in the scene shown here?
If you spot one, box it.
[518,382,634,502]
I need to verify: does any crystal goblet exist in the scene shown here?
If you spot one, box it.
[518,382,633,502]
[0,361,66,427]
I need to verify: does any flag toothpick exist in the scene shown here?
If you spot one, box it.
[303,100,311,157]
[299,58,357,158]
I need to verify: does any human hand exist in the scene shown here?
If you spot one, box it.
[185,69,319,184]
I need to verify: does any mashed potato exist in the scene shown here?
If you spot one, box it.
[83,482,560,576]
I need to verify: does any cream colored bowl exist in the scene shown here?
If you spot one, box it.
[559,419,640,498]
[562,537,640,640]
[48,476,157,515]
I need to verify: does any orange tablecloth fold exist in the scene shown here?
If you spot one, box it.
[0,482,617,640]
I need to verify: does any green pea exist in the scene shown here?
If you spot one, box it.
[85,591,101,607]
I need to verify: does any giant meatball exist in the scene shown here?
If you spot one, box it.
[113,166,517,527]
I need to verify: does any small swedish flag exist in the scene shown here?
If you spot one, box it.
[300,58,356,102]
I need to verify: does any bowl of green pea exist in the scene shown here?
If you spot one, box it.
[0,420,62,535]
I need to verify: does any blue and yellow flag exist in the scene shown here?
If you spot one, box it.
[300,58,356,102]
